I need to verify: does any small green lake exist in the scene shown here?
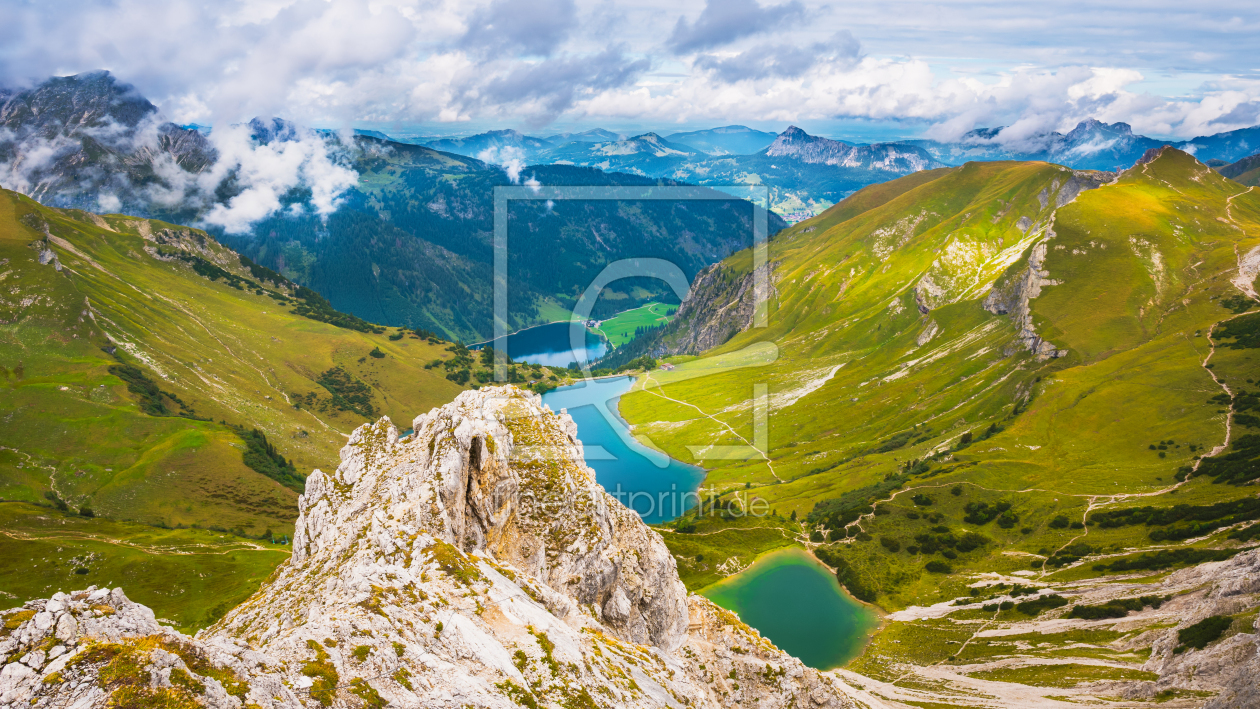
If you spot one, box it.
[701,547,879,669]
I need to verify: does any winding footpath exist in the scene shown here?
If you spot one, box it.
[640,370,783,481]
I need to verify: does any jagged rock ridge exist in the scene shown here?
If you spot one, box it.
[980,169,1114,358]
[904,118,1260,170]
[0,387,854,709]
[648,260,776,357]
[767,126,942,172]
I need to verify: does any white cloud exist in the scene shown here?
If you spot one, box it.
[476,145,527,183]
[196,125,358,233]
[0,0,1257,139]
[97,193,122,213]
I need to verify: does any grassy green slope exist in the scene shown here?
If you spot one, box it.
[592,302,677,347]
[624,161,1069,491]
[0,502,287,633]
[620,151,1260,697]
[0,189,473,624]
[620,151,1260,602]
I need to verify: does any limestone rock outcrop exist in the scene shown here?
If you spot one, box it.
[1148,549,1260,708]
[654,261,775,356]
[982,241,1067,359]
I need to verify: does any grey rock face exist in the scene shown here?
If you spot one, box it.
[1054,170,1116,206]
[0,71,214,211]
[1144,549,1260,709]
[982,241,1066,360]
[983,171,1110,358]
[654,260,775,356]
[283,388,690,651]
[766,126,942,172]
[0,587,179,708]
[915,318,940,346]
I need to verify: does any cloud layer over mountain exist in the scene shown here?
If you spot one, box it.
[1,0,1258,139]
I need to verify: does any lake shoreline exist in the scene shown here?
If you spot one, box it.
[541,376,704,525]
[605,374,711,470]
[546,376,880,671]
[697,543,889,619]
[469,317,582,348]
[700,546,881,670]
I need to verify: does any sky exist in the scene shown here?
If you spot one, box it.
[2,0,1260,142]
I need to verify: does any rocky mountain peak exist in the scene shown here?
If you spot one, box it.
[1066,118,1134,139]
[0,386,856,708]
[766,126,938,172]
[1073,116,1134,136]
[960,126,1003,141]
[251,386,691,651]
[0,70,156,137]
[767,126,836,151]
[1136,143,1178,166]
[0,71,214,211]
[630,132,669,146]
[766,127,844,158]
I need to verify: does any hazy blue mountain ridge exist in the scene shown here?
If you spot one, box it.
[422,129,554,160]
[904,118,1260,171]
[540,132,706,174]
[663,125,779,155]
[543,128,626,144]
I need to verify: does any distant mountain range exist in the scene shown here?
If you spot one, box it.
[0,70,215,211]
[410,117,1260,214]
[661,127,946,213]
[409,125,778,162]
[662,125,779,155]
[414,118,1260,201]
[763,126,939,171]
[543,128,626,144]
[902,118,1260,171]
[544,132,705,174]
[498,125,947,214]
[423,129,552,160]
[6,71,1260,338]
[411,126,776,162]
[359,119,1260,186]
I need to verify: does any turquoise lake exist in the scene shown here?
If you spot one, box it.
[542,376,704,524]
[702,547,879,669]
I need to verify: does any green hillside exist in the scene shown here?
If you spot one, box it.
[1218,152,1260,187]
[619,150,1260,697]
[0,188,475,626]
[593,302,677,347]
